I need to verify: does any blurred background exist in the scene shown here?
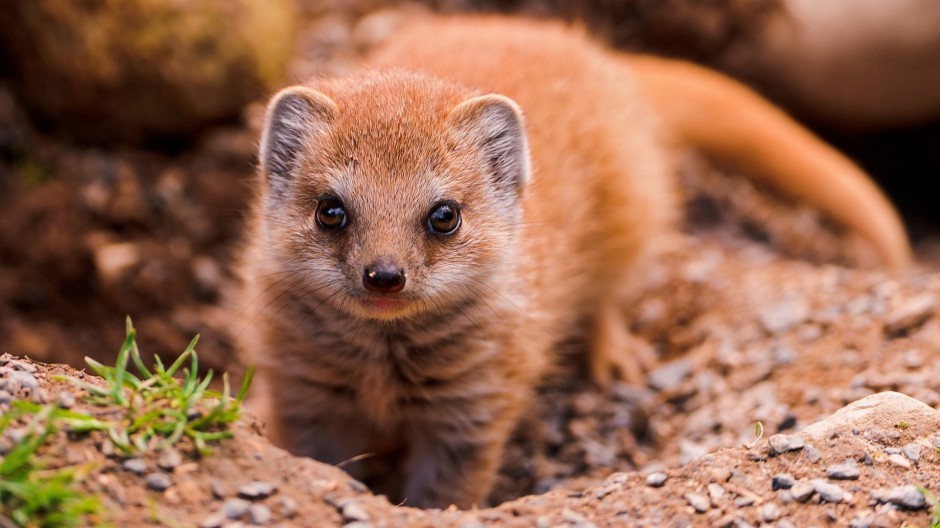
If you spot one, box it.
[0,0,938,374]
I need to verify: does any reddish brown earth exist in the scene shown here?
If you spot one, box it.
[2,3,940,527]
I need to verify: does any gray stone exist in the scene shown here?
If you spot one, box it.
[683,492,710,513]
[789,481,815,502]
[198,512,226,528]
[902,442,922,464]
[825,461,860,480]
[342,501,370,522]
[759,297,809,333]
[768,434,805,455]
[122,458,147,475]
[645,472,668,488]
[648,359,693,392]
[223,498,252,519]
[56,392,75,409]
[771,473,795,490]
[238,481,277,500]
[249,504,272,524]
[871,485,927,510]
[761,503,780,522]
[157,447,183,470]
[884,294,935,336]
[811,479,845,503]
[144,472,172,491]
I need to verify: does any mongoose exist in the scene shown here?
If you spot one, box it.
[236,16,910,509]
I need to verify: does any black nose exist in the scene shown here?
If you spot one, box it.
[362,262,406,293]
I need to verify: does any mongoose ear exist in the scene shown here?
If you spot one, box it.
[448,94,531,194]
[259,86,338,196]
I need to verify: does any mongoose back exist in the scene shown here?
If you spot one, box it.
[236,16,910,509]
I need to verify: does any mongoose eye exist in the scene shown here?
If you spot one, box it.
[316,196,348,229]
[426,201,461,235]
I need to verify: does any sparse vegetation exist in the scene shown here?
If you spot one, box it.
[66,317,254,455]
[0,403,101,528]
[0,318,253,526]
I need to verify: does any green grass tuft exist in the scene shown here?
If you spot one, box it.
[67,317,254,455]
[0,403,102,527]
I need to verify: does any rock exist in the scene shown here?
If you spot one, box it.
[683,492,710,513]
[789,481,815,502]
[759,297,809,333]
[56,391,75,409]
[222,498,251,519]
[886,453,912,469]
[871,485,927,510]
[198,512,226,528]
[157,447,183,471]
[278,497,297,519]
[249,504,271,525]
[771,473,795,490]
[122,458,147,475]
[648,359,693,392]
[145,472,172,492]
[901,442,922,464]
[811,479,845,503]
[825,461,860,480]
[761,503,780,522]
[645,472,668,488]
[884,294,936,336]
[0,0,299,144]
[802,392,937,439]
[237,480,277,500]
[768,434,805,455]
[342,501,371,522]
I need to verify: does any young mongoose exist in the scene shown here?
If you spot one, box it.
[236,16,910,509]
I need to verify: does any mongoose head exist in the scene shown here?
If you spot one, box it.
[257,71,531,321]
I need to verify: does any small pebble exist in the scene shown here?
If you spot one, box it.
[902,442,922,464]
[648,359,693,392]
[210,479,228,500]
[777,520,797,528]
[683,492,710,513]
[238,480,277,500]
[249,504,272,524]
[56,391,75,409]
[733,496,756,508]
[884,294,936,336]
[789,481,815,502]
[771,473,795,490]
[223,498,251,519]
[122,458,147,475]
[848,515,874,528]
[768,434,805,455]
[826,461,860,480]
[145,472,172,492]
[278,497,298,519]
[761,503,780,522]
[811,479,845,503]
[8,370,38,390]
[887,453,912,469]
[759,297,809,333]
[707,483,725,503]
[157,447,183,470]
[199,512,226,528]
[871,485,927,510]
[803,444,822,463]
[342,501,370,522]
[645,472,668,488]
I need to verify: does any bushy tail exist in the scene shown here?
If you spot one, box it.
[627,55,912,269]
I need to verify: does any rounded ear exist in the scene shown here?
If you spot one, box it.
[447,94,531,195]
[259,86,338,197]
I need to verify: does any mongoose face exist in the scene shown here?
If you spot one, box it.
[257,72,532,322]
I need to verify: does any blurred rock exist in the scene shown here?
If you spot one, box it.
[0,0,299,145]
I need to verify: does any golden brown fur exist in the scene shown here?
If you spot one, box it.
[236,16,909,509]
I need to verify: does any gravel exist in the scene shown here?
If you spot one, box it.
[645,472,668,487]
[237,481,278,500]
[768,434,805,455]
[145,472,173,492]
[871,486,928,510]
[826,461,860,480]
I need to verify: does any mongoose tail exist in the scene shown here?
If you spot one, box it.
[627,55,912,269]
